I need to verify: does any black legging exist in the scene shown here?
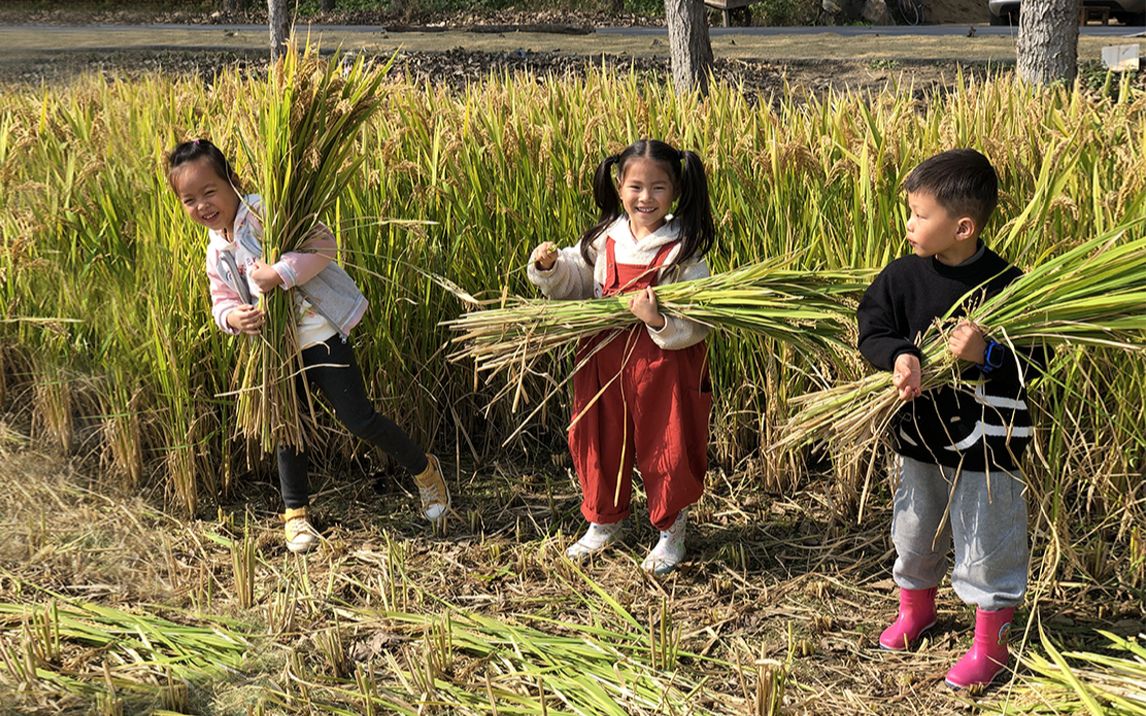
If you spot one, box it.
[277,335,428,508]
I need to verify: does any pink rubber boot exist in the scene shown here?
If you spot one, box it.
[945,607,1014,689]
[879,587,938,651]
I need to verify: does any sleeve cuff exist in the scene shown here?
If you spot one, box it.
[526,260,552,280]
[218,308,240,335]
[272,261,297,289]
[890,346,921,365]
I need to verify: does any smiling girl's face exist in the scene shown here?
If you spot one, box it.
[171,156,241,237]
[618,157,677,240]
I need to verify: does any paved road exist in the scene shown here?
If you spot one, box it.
[1,22,1142,63]
[6,22,1144,36]
[615,24,1145,36]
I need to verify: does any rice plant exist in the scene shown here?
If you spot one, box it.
[780,224,1146,463]
[0,62,1142,595]
[994,628,1146,715]
[444,261,870,413]
[0,595,251,708]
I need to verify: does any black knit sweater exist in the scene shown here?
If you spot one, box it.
[857,243,1042,472]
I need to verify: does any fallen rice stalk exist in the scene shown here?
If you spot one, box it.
[993,627,1146,715]
[0,596,251,701]
[335,605,736,715]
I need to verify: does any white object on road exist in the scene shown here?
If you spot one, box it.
[1101,43,1141,71]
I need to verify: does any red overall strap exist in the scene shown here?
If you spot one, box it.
[603,235,679,296]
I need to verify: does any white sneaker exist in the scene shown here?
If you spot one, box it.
[641,511,688,575]
[283,506,319,554]
[565,521,623,559]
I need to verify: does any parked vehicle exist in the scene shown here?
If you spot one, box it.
[988,0,1146,26]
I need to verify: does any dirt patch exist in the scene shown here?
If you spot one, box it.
[926,0,989,25]
[0,23,1125,62]
[3,40,1141,100]
[2,17,1140,98]
[0,44,997,98]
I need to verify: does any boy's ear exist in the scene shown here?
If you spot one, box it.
[955,216,977,241]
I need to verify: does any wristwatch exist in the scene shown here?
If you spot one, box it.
[981,340,1005,374]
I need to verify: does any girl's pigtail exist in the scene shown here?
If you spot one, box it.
[673,150,716,265]
[578,154,623,266]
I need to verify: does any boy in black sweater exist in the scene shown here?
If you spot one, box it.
[858,149,1039,690]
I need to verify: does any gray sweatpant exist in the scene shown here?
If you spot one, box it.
[891,456,1029,611]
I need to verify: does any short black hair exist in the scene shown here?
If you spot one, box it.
[904,148,998,230]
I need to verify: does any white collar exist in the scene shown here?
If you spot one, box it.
[603,214,682,251]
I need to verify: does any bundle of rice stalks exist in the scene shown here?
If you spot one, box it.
[779,224,1146,460]
[444,260,871,409]
[234,43,389,453]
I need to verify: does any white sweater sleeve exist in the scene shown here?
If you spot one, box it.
[526,245,597,300]
[647,257,712,350]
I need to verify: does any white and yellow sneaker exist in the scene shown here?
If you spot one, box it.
[282,506,320,554]
[413,454,450,522]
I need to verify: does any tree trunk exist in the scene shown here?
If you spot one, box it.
[320,0,336,11]
[268,0,291,59]
[222,0,243,12]
[664,0,713,95]
[1017,0,1080,84]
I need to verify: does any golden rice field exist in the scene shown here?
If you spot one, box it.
[0,57,1144,714]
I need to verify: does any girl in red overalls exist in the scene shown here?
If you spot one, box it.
[527,139,716,575]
